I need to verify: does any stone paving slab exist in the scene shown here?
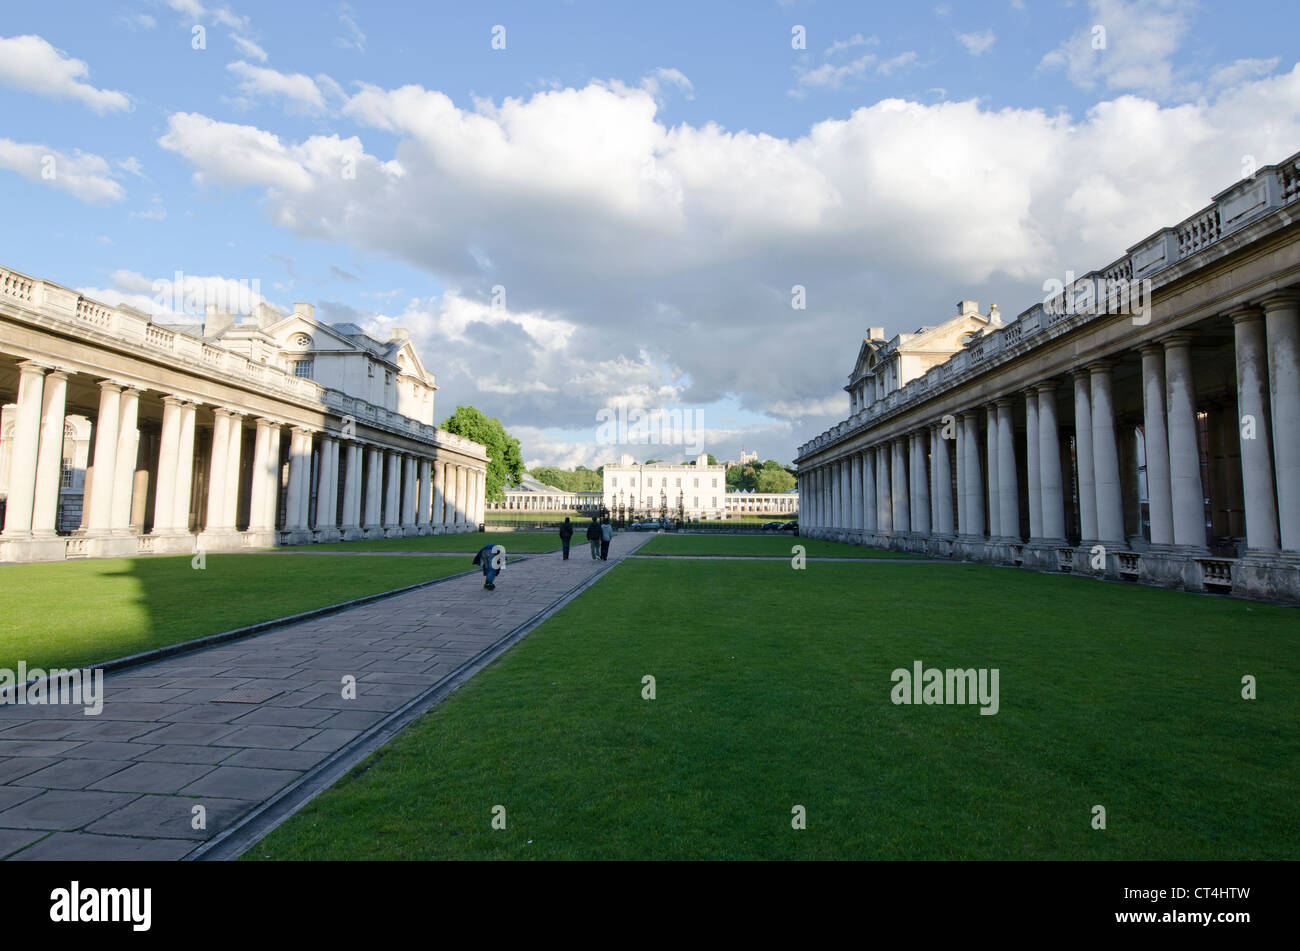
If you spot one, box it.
[0,534,650,860]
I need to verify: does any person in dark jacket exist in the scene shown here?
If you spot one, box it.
[472,543,505,590]
[586,518,601,559]
[559,517,573,559]
[599,517,613,560]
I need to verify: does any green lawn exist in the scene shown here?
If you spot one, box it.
[639,533,924,558]
[286,531,561,553]
[248,559,1298,860]
[0,554,474,671]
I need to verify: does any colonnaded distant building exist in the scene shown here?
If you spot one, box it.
[0,267,489,563]
[796,150,1300,602]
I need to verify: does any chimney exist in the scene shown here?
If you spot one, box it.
[293,302,315,320]
[256,301,283,328]
[869,326,885,340]
[958,300,979,316]
[203,303,236,338]
[620,453,634,466]
[391,327,410,341]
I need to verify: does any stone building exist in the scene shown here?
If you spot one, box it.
[796,150,1300,602]
[603,453,728,519]
[0,266,489,563]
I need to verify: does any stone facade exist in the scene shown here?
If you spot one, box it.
[0,266,490,562]
[603,453,727,519]
[796,150,1300,603]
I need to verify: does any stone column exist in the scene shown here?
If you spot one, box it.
[455,465,468,526]
[417,458,431,531]
[364,446,383,531]
[876,447,892,533]
[1072,370,1097,544]
[1089,363,1124,546]
[86,382,124,533]
[862,449,877,533]
[264,424,283,532]
[474,469,485,526]
[1164,335,1204,547]
[175,402,199,534]
[848,453,861,532]
[984,407,1000,537]
[996,400,1019,540]
[432,460,447,528]
[1025,389,1042,541]
[383,451,401,531]
[1140,346,1174,546]
[891,438,909,534]
[316,436,339,533]
[1231,307,1279,551]
[31,369,70,536]
[223,413,245,530]
[1038,384,1064,542]
[110,388,141,533]
[933,424,954,536]
[1261,292,1300,550]
[284,428,307,531]
[248,418,273,533]
[962,413,984,538]
[204,410,233,533]
[2,363,47,536]
[906,436,919,532]
[400,454,416,530]
[341,442,361,534]
[912,432,930,536]
[152,397,182,533]
[954,416,966,535]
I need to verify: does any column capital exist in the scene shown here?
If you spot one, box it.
[993,395,1015,408]
[1227,303,1265,324]
[1159,332,1195,349]
[1256,289,1300,312]
[96,379,126,393]
[1086,359,1115,375]
[1034,379,1059,393]
[16,360,52,374]
[1137,341,1167,356]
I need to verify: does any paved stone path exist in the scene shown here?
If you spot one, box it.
[0,534,649,860]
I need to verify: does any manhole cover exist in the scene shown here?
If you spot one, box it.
[212,687,284,704]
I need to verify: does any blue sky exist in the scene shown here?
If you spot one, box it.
[2,0,1298,468]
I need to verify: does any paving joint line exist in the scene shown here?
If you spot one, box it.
[185,547,637,861]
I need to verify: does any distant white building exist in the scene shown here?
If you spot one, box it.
[603,452,727,519]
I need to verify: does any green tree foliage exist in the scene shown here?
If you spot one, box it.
[440,405,524,502]
[757,460,796,494]
[529,466,602,493]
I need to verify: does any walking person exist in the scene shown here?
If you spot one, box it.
[472,543,505,590]
[586,517,601,560]
[600,516,613,560]
[559,517,574,560]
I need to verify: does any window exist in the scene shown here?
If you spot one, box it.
[693,497,699,507]
[675,478,681,487]
[693,477,699,488]
[661,477,667,487]
[367,362,375,378]
[611,477,617,487]
[711,478,717,488]
[293,359,314,378]
[711,497,717,507]
[60,457,74,488]
[385,371,393,385]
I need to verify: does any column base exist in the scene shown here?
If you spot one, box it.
[240,530,277,549]
[383,525,403,538]
[339,526,364,541]
[401,526,419,537]
[314,527,343,544]
[280,529,314,546]
[362,527,386,540]
[0,535,72,563]
[195,530,245,553]
[141,532,200,556]
[417,526,432,537]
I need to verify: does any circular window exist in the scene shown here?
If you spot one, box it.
[294,333,311,348]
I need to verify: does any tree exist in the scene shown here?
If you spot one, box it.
[440,405,524,503]
[706,453,717,465]
[757,460,796,494]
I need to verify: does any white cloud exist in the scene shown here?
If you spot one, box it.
[0,140,125,203]
[156,65,1300,455]
[824,33,876,57]
[78,269,271,319]
[0,34,130,113]
[226,61,331,113]
[793,50,919,94]
[957,29,996,56]
[1039,0,1195,97]
[642,67,695,102]
[335,8,365,51]
[231,34,268,62]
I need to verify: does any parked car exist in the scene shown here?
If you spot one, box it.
[782,520,798,531]
[630,520,662,531]
[761,521,784,530]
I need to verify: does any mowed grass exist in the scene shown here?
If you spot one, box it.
[248,560,1299,860]
[640,533,923,558]
[0,554,472,671]
[287,531,560,553]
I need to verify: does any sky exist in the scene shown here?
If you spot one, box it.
[2,0,1298,470]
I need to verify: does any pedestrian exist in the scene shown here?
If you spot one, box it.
[559,517,573,560]
[586,517,601,560]
[600,516,613,560]
[472,543,505,590]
